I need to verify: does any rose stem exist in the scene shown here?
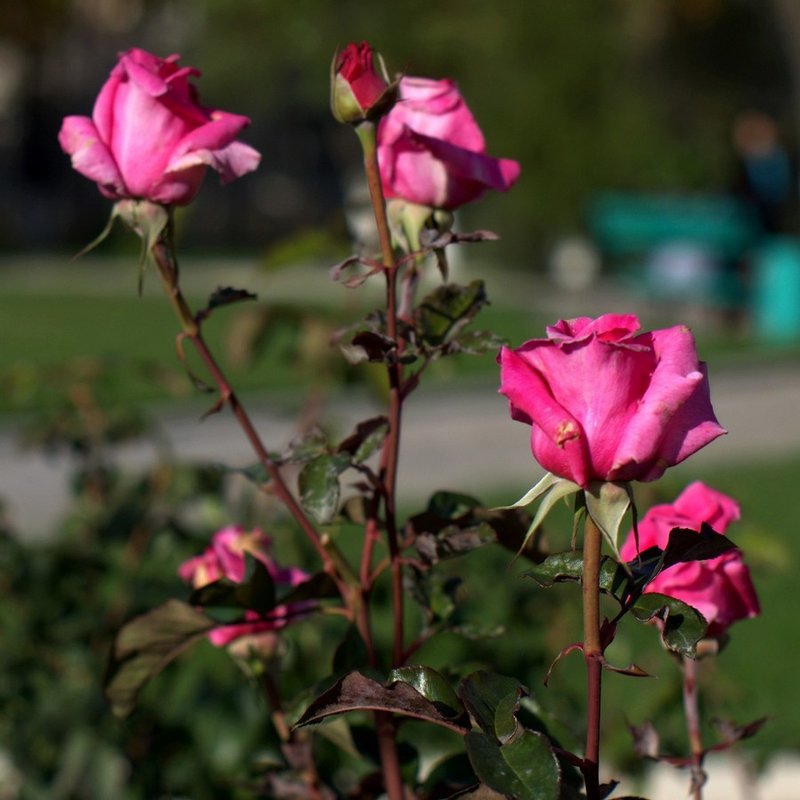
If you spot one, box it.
[582,513,604,800]
[355,120,407,800]
[356,120,405,668]
[682,655,706,800]
[150,224,343,596]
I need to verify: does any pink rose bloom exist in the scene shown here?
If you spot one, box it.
[499,314,725,488]
[377,76,520,209]
[179,526,313,647]
[620,482,760,636]
[58,48,260,205]
[331,41,391,123]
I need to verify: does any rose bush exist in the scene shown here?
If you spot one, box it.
[498,314,725,488]
[377,76,520,209]
[179,526,314,647]
[620,482,760,635]
[331,41,392,123]
[58,48,260,205]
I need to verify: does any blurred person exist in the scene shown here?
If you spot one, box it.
[731,109,796,234]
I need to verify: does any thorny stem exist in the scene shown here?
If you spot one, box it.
[355,120,407,800]
[581,514,604,800]
[149,224,343,599]
[682,655,707,800]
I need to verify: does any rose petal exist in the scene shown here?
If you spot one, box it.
[58,116,125,199]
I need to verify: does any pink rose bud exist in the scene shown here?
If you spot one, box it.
[58,48,260,206]
[620,482,760,636]
[178,526,315,647]
[331,41,395,124]
[377,76,521,209]
[499,314,725,488]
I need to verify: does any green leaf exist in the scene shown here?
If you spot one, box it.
[281,427,330,464]
[333,625,370,674]
[298,452,350,524]
[524,553,629,601]
[465,730,560,800]
[416,280,488,346]
[631,593,708,657]
[294,671,470,734]
[458,671,526,744]
[337,415,389,463]
[585,480,632,559]
[105,600,215,718]
[388,665,464,718]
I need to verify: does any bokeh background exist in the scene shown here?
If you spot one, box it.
[2,2,800,798]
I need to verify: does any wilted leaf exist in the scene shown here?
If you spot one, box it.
[189,557,276,613]
[298,452,351,524]
[711,716,769,748]
[337,416,389,462]
[465,730,560,800]
[629,719,661,759]
[660,525,737,570]
[294,671,470,734]
[281,572,340,605]
[105,600,215,718]
[631,593,707,657]
[281,427,330,464]
[350,331,396,362]
[196,286,257,323]
[415,525,496,566]
[444,329,506,355]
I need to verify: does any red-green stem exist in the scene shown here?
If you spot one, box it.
[581,514,603,800]
[355,120,407,800]
[356,121,405,669]
[150,232,342,596]
[682,655,706,800]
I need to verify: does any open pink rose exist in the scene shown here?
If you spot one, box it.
[179,526,313,647]
[499,314,725,488]
[620,482,759,636]
[377,76,520,209]
[59,48,260,205]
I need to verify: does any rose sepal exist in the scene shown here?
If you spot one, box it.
[584,480,634,562]
[498,471,581,552]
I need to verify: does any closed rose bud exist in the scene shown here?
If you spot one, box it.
[620,482,760,636]
[59,48,260,206]
[331,41,394,124]
[499,314,725,488]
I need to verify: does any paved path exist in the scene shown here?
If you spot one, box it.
[3,361,799,538]
[3,256,799,536]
